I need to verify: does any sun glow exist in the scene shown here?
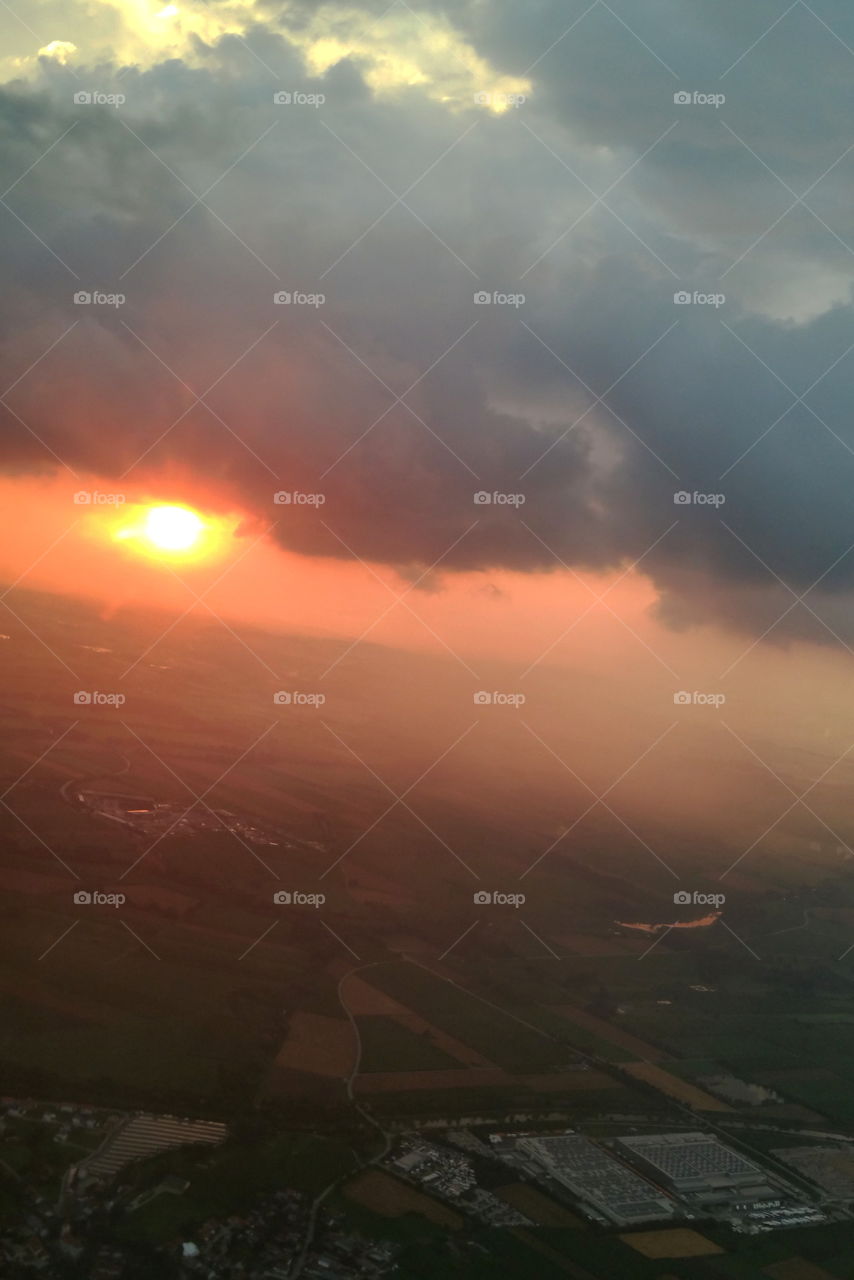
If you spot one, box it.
[143,504,203,551]
[112,502,228,562]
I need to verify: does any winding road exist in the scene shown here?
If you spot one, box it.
[289,961,395,1278]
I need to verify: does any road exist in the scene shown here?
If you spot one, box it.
[289,962,394,1278]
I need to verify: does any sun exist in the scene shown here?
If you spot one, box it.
[143,504,203,552]
[111,501,228,563]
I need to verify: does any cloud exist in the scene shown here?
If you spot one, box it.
[2,1,854,644]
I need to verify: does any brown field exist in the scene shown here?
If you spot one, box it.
[621,1228,723,1259]
[340,973,501,1069]
[495,1183,584,1226]
[393,1012,498,1068]
[341,975,408,1016]
[547,1005,667,1061]
[623,1062,733,1111]
[764,1260,838,1280]
[274,1012,353,1077]
[344,1169,462,1228]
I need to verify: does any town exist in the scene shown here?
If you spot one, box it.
[2,1090,849,1278]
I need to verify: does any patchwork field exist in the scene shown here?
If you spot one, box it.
[341,973,504,1071]
[620,1228,724,1259]
[7,591,854,1146]
[356,1069,510,1093]
[494,1183,584,1227]
[622,1062,733,1112]
[753,1068,854,1126]
[763,1261,839,1280]
[356,1018,462,1073]
[546,1005,667,1062]
[363,964,576,1075]
[272,1013,353,1078]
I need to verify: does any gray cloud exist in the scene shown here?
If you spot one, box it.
[2,2,854,643]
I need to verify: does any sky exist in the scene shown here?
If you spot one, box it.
[3,1,854,716]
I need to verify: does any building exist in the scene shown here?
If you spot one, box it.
[516,1135,675,1226]
[615,1132,777,1209]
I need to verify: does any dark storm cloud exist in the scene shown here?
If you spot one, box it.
[2,0,854,641]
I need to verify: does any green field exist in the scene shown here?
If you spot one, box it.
[356,1017,462,1072]
[365,964,573,1074]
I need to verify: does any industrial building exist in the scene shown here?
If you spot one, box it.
[614,1132,778,1210]
[516,1135,675,1226]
